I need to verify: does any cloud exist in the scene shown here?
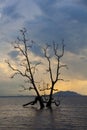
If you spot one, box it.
[0,0,87,54]
[8,50,19,59]
[0,0,42,43]
[24,0,87,55]
[0,62,11,79]
[76,0,87,6]
[0,79,25,96]
[56,78,87,95]
[62,51,87,81]
[2,2,22,20]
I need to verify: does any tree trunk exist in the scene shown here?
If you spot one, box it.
[46,84,54,108]
[46,93,53,108]
[38,96,44,109]
[23,96,44,109]
[32,83,44,109]
[46,98,52,108]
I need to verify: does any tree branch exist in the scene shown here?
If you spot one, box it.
[43,46,53,82]
[59,64,68,69]
[6,60,31,80]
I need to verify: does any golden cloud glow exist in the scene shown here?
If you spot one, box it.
[0,62,10,74]
[54,79,87,95]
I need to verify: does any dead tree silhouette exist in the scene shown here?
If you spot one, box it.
[6,28,44,109]
[6,28,67,109]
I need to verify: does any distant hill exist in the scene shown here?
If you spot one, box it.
[54,91,82,97]
[0,91,83,97]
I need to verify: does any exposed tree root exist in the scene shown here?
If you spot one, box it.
[23,96,44,109]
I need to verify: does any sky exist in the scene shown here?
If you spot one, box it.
[0,0,87,96]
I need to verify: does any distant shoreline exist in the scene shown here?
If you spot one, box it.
[0,91,87,97]
[0,95,87,98]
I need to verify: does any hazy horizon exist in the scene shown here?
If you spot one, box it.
[0,90,87,97]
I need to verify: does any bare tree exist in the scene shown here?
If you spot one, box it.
[6,28,44,109]
[6,28,67,109]
[42,41,67,108]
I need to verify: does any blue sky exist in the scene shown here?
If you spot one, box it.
[0,0,87,96]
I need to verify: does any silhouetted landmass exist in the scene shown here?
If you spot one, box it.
[0,91,86,98]
[54,91,83,97]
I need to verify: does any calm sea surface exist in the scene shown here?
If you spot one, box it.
[0,96,87,130]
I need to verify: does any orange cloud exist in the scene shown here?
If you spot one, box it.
[54,79,87,95]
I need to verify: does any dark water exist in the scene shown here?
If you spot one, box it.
[0,96,87,130]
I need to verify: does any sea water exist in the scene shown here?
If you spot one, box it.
[0,96,87,130]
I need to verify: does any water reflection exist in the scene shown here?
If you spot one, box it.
[0,96,87,130]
